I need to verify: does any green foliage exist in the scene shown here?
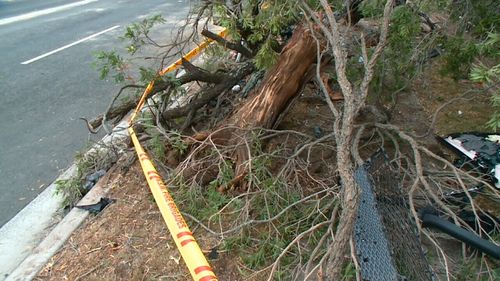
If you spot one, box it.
[202,44,231,72]
[366,4,423,94]
[386,5,421,75]
[486,88,500,131]
[486,110,500,131]
[466,33,500,130]
[438,1,500,129]
[470,63,500,84]
[360,0,386,18]
[440,36,479,79]
[254,38,279,70]
[147,133,167,163]
[208,160,234,190]
[441,0,499,79]
[139,66,158,84]
[55,177,83,209]
[455,258,500,281]
[212,3,239,40]
[93,50,126,82]
[212,0,302,69]
[170,131,334,279]
[241,235,285,268]
[341,261,356,280]
[167,131,188,154]
[172,176,231,222]
[140,115,189,162]
[476,32,500,57]
[122,14,166,55]
[449,0,499,36]
[389,6,421,48]
[93,14,167,84]
[91,61,156,91]
[55,152,92,208]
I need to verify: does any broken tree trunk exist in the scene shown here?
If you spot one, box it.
[227,25,318,130]
[187,24,321,189]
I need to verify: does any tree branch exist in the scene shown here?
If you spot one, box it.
[180,58,226,83]
[162,62,254,120]
[201,29,253,58]
[81,84,145,133]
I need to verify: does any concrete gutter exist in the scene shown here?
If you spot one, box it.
[0,119,129,281]
[6,163,121,281]
[0,170,67,280]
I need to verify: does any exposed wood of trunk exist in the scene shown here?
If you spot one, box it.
[225,24,318,131]
[203,24,320,190]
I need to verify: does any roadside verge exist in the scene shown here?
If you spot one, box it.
[0,119,129,281]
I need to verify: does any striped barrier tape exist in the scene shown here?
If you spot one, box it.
[130,29,228,121]
[128,29,227,281]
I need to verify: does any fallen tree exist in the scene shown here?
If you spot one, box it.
[83,0,500,280]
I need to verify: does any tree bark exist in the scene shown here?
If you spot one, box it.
[189,24,321,189]
[227,25,318,129]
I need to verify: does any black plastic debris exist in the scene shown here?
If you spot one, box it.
[442,185,485,210]
[441,186,499,233]
[313,126,323,139]
[208,247,219,260]
[241,71,265,98]
[76,197,115,214]
[420,210,500,259]
[83,169,106,191]
[457,209,500,235]
[438,132,500,188]
[426,48,441,60]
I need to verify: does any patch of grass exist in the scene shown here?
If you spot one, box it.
[341,261,356,281]
[147,133,167,163]
[455,258,499,281]
[55,152,93,208]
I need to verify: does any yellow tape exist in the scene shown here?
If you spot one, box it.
[129,128,216,281]
[130,29,228,121]
[127,29,228,281]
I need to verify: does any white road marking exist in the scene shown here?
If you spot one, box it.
[0,0,98,26]
[21,25,120,65]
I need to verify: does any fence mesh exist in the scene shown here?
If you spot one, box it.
[354,152,435,281]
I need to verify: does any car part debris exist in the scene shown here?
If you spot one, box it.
[420,209,500,259]
[83,169,106,191]
[241,71,265,98]
[76,197,115,214]
[442,187,499,234]
[438,132,500,188]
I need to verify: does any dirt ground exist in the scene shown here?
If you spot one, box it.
[35,161,244,281]
[34,57,496,281]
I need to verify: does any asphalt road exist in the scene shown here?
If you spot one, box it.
[0,0,190,226]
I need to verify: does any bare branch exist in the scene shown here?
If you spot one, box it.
[162,62,254,120]
[201,29,253,58]
[359,0,394,104]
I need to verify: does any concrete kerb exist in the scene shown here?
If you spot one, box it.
[0,119,130,281]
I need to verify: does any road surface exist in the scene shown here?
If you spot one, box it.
[0,0,190,226]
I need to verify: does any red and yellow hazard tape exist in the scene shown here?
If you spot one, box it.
[128,29,227,281]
